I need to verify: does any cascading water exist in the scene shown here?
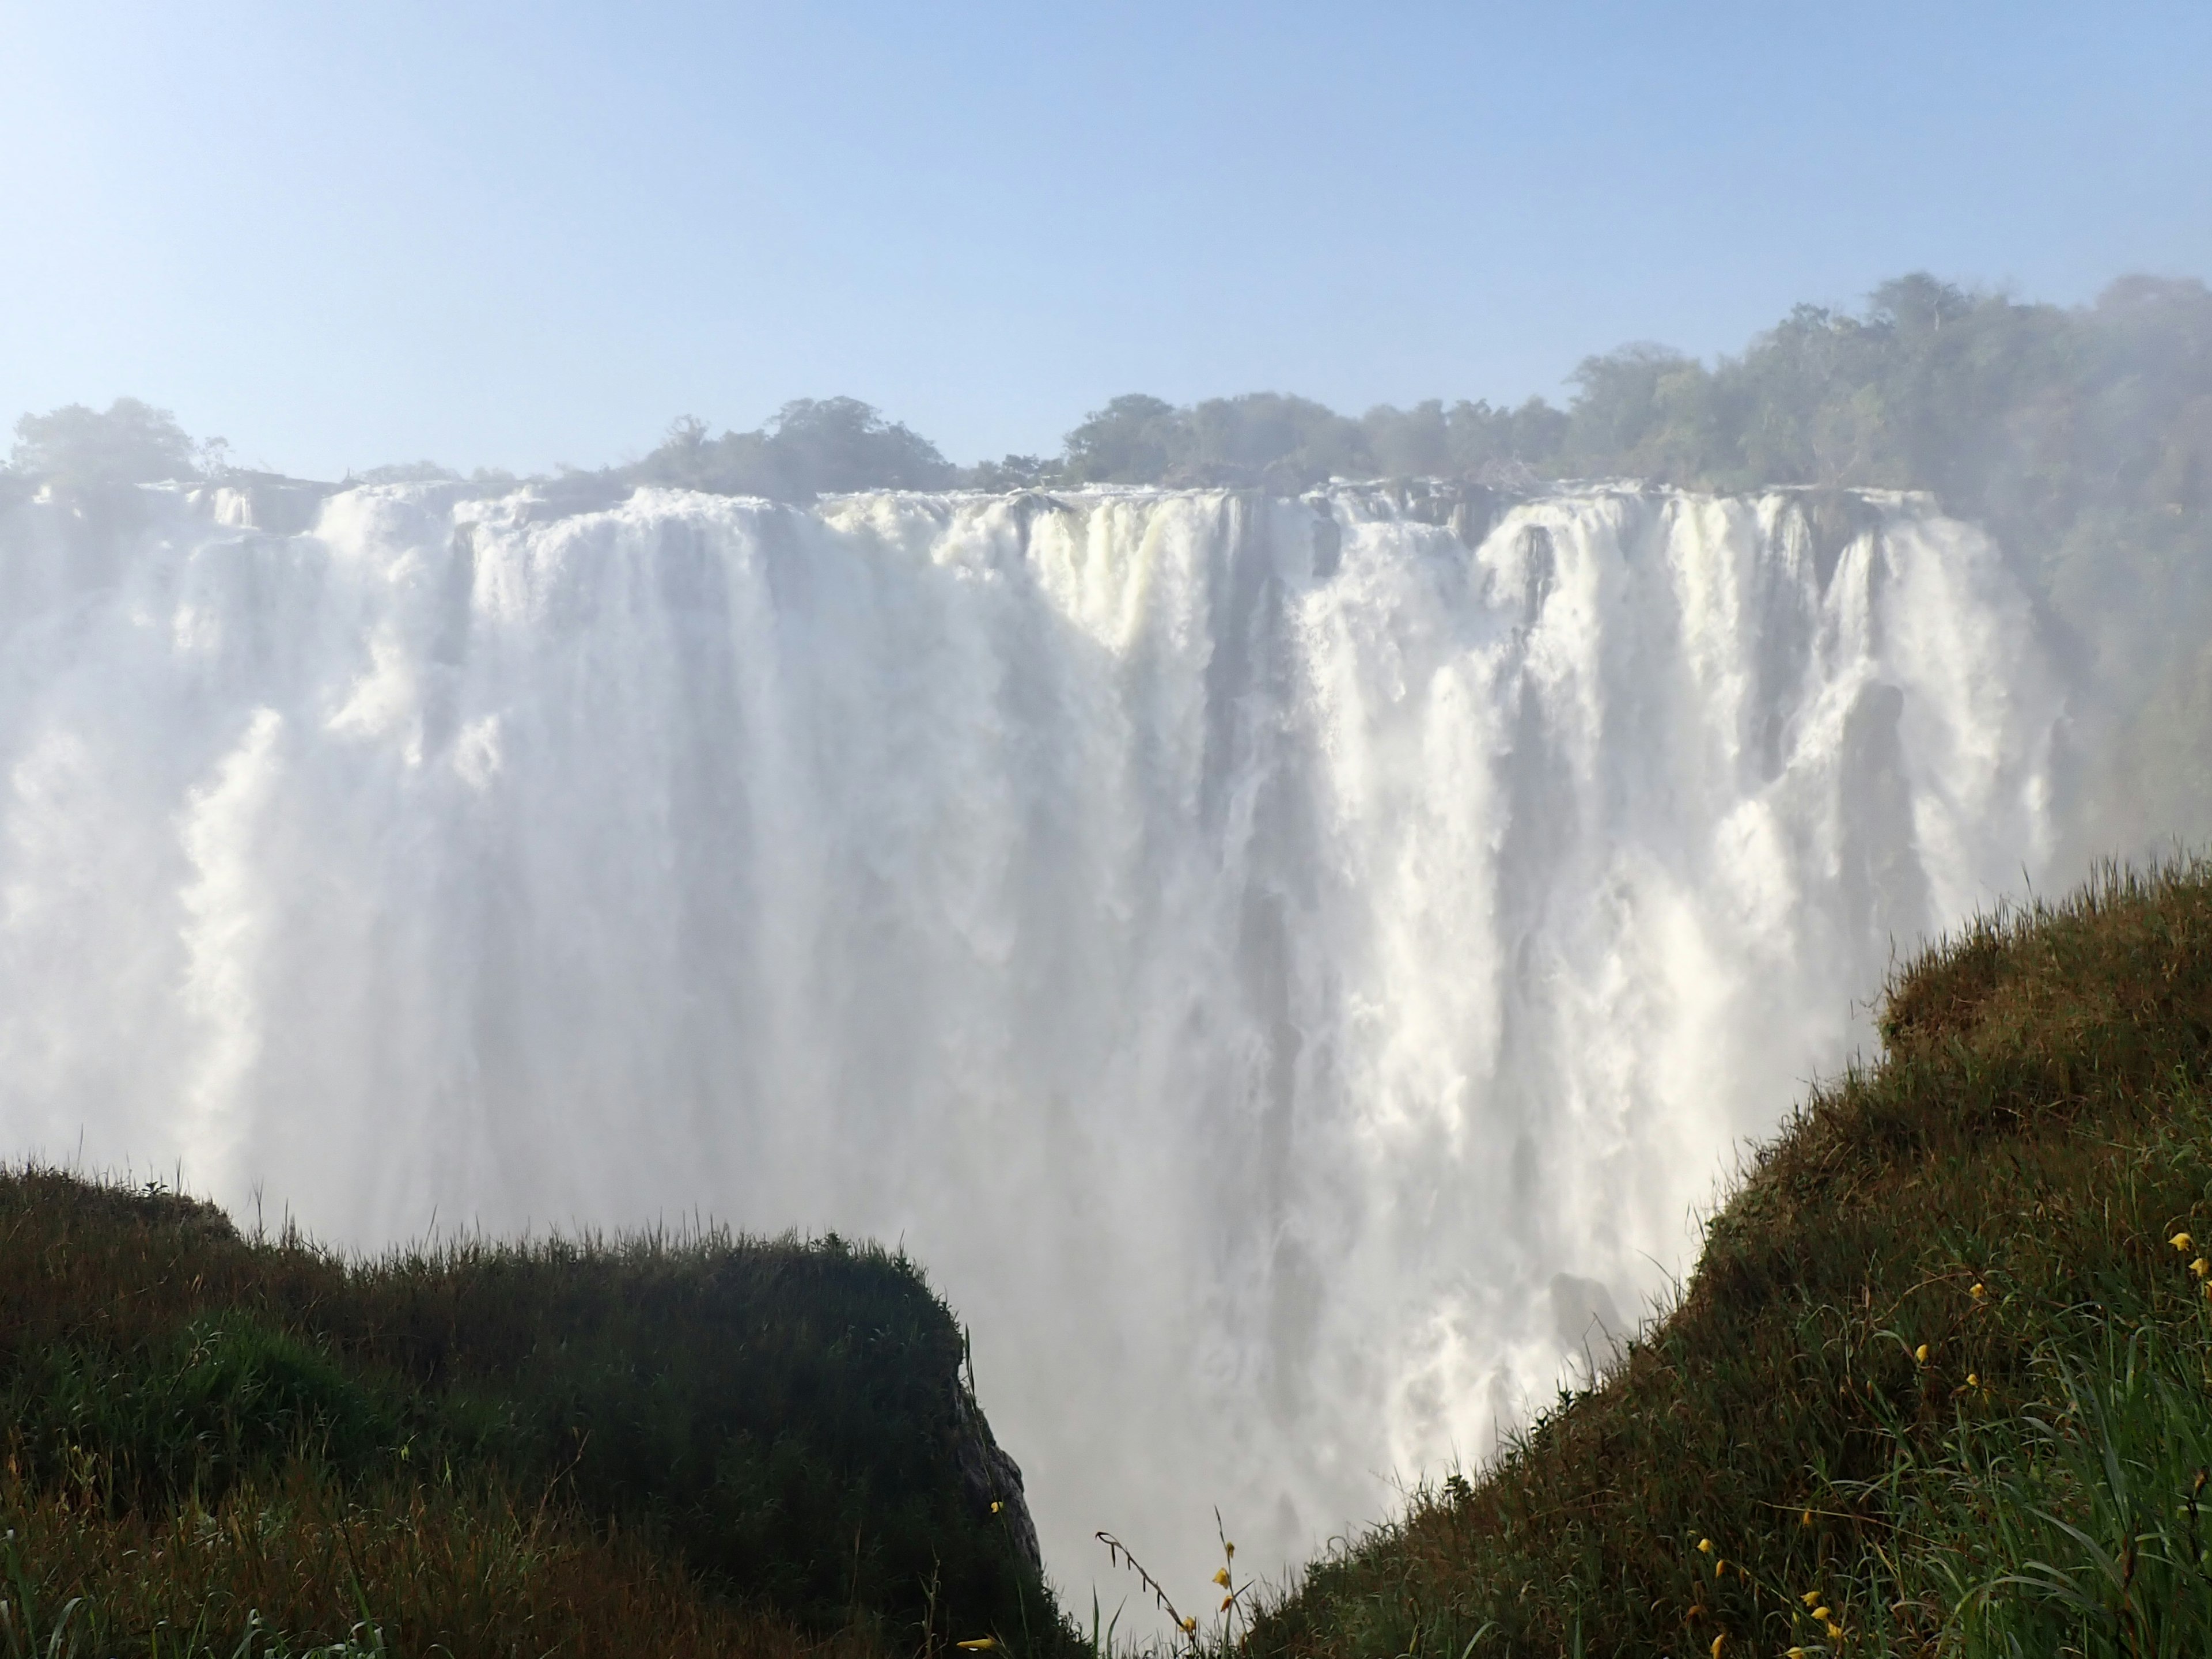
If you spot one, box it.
[0,476,2057,1589]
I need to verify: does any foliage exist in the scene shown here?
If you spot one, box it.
[635,398,956,500]
[1058,395,1192,486]
[8,399,221,488]
[1359,397,1567,484]
[1245,855,2212,1657]
[0,1457,855,1659]
[0,1177,1063,1656]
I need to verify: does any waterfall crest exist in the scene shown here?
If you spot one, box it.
[0,479,2057,1582]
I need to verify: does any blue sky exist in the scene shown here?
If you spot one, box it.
[3,2,2209,479]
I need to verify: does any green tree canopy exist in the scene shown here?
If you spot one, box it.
[10,398,211,487]
[634,397,953,501]
[1060,393,1191,485]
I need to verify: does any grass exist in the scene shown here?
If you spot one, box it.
[1245,856,2212,1657]
[0,1176,1064,1657]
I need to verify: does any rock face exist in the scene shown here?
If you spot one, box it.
[953,1380,1043,1573]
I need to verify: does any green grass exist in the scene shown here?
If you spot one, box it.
[0,1176,1064,1657]
[1246,857,2212,1657]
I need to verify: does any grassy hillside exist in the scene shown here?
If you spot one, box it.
[0,1177,1060,1657]
[1248,858,2212,1658]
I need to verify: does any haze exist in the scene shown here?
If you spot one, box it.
[3,1,2210,480]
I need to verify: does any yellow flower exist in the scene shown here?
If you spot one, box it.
[1714,1558,1726,1578]
[1800,1508,1813,1528]
[1221,1597,1234,1612]
[1789,1649,1808,1658]
[1710,1635,1726,1658]
[1800,1589,1821,1607]
[1180,1616,1197,1634]
[957,1641,1000,1653]
[1813,1606,1830,1621]
[1213,1568,1232,1589]
[1915,1343,1930,1363]
[1224,1540,1235,1559]
[1824,1621,1844,1641]
[990,1501,1003,1514]
[1970,1282,1987,1302]
[1698,1536,1714,1554]
[1967,1373,1980,1389]
[2195,1259,2211,1279]
[2173,1232,2195,1252]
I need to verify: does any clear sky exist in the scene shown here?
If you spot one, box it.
[3,2,2209,480]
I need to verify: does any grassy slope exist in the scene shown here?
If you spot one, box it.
[1249,859,2212,1658]
[0,1179,1060,1657]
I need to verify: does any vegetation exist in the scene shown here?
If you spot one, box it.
[1244,855,2212,1657]
[635,399,956,499]
[0,1176,1059,1657]
[7,397,225,488]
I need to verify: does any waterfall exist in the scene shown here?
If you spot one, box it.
[0,477,2057,1588]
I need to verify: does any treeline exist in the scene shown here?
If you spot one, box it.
[14,274,2209,552]
[12,272,2211,681]
[620,274,2211,537]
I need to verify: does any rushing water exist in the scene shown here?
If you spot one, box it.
[0,477,2057,1589]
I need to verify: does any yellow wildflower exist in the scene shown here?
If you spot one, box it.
[1225,1540,1235,1559]
[1915,1343,1930,1363]
[990,1501,1003,1514]
[1180,1616,1197,1635]
[2173,1232,2195,1252]
[1221,1597,1234,1612]
[1967,1373,1980,1388]
[2195,1258,2211,1278]
[1714,1558,1726,1578]
[1800,1590,1821,1607]
[957,1641,1000,1653]
[1213,1568,1232,1589]
[1698,1537,1714,1554]
[1710,1636,1726,1658]
[1970,1282,1987,1302]
[1788,1650,1808,1658]
[1800,1508,1813,1528]
[1813,1607,1830,1621]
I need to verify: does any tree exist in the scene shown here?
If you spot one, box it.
[10,398,209,487]
[960,453,1058,491]
[1188,392,1372,489]
[1060,395,1191,484]
[631,399,953,499]
[763,397,954,495]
